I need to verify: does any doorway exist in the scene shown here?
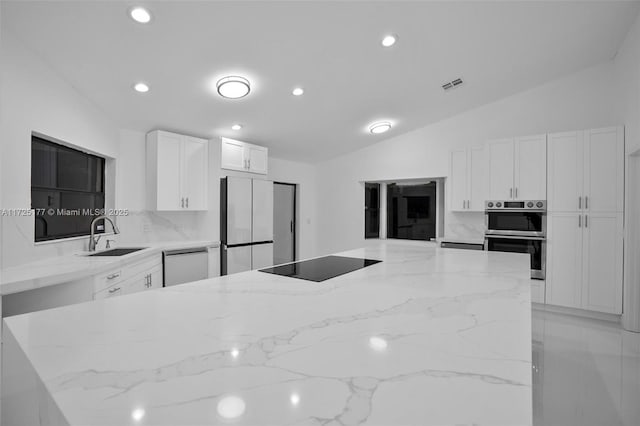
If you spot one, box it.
[387,182,437,241]
[365,183,380,238]
[273,182,296,265]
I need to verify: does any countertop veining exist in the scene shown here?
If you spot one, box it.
[2,240,532,425]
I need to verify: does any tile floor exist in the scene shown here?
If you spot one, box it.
[533,308,640,426]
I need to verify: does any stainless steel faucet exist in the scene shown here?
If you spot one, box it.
[89,215,120,252]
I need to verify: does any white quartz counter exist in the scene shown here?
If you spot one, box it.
[2,240,532,425]
[0,240,219,295]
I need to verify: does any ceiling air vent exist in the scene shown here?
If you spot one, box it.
[442,77,464,91]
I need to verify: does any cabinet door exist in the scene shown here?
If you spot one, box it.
[546,212,583,309]
[252,179,273,242]
[584,127,624,213]
[487,138,514,200]
[156,133,182,210]
[148,266,163,289]
[468,146,486,211]
[547,131,584,212]
[515,134,546,200]
[582,212,623,314]
[221,138,247,172]
[247,145,268,174]
[182,137,208,210]
[449,149,468,211]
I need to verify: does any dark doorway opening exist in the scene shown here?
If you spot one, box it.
[386,182,436,241]
[365,183,380,239]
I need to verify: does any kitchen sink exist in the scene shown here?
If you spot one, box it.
[87,248,147,257]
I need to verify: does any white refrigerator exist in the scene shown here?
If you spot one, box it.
[221,177,274,275]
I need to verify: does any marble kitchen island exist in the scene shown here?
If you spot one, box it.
[2,240,532,425]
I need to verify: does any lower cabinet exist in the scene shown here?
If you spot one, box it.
[93,255,163,300]
[546,212,623,314]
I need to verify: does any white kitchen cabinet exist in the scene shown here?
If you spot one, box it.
[546,213,583,309]
[546,126,624,314]
[548,127,623,213]
[147,130,209,211]
[546,211,623,314]
[584,127,625,213]
[487,135,546,200]
[581,212,623,314]
[547,131,584,212]
[221,137,268,174]
[487,138,514,200]
[449,146,485,212]
[93,255,163,300]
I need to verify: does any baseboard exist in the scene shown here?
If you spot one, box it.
[532,302,622,323]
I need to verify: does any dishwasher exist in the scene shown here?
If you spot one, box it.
[163,247,209,286]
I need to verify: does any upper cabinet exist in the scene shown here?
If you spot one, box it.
[221,137,268,175]
[547,127,624,213]
[146,130,209,211]
[449,146,485,212]
[487,135,547,200]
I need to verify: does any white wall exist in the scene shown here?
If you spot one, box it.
[316,61,620,255]
[0,31,318,268]
[613,13,640,332]
[115,131,318,260]
[0,31,120,268]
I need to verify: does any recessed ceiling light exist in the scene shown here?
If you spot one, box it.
[133,82,149,93]
[130,7,151,24]
[292,87,304,96]
[231,124,242,131]
[381,34,397,47]
[216,76,251,99]
[369,121,392,134]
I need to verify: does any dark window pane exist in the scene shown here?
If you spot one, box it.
[31,135,105,242]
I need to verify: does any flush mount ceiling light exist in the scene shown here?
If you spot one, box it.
[231,124,242,131]
[216,76,251,99]
[130,7,151,24]
[369,121,392,134]
[133,82,149,93]
[292,87,304,96]
[381,34,397,47]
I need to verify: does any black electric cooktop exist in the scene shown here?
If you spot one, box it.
[259,255,382,282]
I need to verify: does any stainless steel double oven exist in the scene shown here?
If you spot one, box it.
[484,200,546,280]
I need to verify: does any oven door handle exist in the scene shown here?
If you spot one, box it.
[484,234,546,241]
[484,209,547,213]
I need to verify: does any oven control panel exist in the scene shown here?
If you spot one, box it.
[485,200,546,211]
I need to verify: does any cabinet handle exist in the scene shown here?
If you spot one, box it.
[462,200,465,209]
[248,159,251,169]
[578,215,581,228]
[107,273,120,280]
[515,187,518,198]
[181,197,185,208]
[585,196,588,209]
[290,220,294,233]
[578,196,582,209]
[585,215,588,228]
[108,287,121,294]
[510,188,513,199]
[186,197,189,208]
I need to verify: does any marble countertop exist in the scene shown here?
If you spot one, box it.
[0,240,220,295]
[2,240,532,425]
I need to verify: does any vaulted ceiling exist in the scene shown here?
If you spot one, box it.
[3,1,639,162]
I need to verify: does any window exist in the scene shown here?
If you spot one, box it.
[31,135,105,242]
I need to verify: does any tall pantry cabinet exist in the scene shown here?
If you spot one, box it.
[546,127,624,314]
